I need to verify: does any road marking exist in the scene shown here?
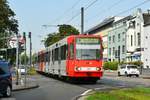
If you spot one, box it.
[81,89,93,96]
[1,98,16,100]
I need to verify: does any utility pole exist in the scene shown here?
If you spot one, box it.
[16,33,19,85]
[29,32,32,67]
[81,7,84,34]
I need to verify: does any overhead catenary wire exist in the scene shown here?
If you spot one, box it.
[85,0,150,31]
[66,0,99,23]
[49,0,81,25]
[115,0,150,16]
[85,0,123,27]
[85,0,99,10]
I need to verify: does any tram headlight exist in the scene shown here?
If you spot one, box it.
[75,67,81,71]
[78,67,81,71]
[96,67,100,71]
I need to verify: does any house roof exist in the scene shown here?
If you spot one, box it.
[85,17,115,34]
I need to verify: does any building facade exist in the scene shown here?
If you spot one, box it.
[142,15,150,68]
[107,16,132,62]
[85,17,122,61]
[85,9,150,68]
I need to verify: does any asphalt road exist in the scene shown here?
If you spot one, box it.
[1,74,150,100]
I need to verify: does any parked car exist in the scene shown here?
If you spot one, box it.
[0,61,12,97]
[18,65,26,75]
[117,64,140,77]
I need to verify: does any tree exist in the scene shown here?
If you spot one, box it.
[44,24,79,47]
[43,32,60,47]
[58,24,79,38]
[21,53,29,65]
[0,0,18,48]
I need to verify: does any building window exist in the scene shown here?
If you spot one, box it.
[122,32,125,41]
[109,36,111,43]
[134,32,136,46]
[118,34,120,42]
[146,36,148,39]
[123,21,126,25]
[113,47,115,56]
[122,45,125,54]
[109,48,111,55]
[113,35,115,43]
[118,46,120,57]
[131,35,133,46]
[115,50,118,58]
[118,46,120,62]
[137,33,140,46]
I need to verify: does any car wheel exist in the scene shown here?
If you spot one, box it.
[136,75,139,77]
[125,72,128,77]
[118,72,121,76]
[3,85,11,97]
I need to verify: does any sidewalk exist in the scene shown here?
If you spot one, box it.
[104,70,150,79]
[12,75,39,91]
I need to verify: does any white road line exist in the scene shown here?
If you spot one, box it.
[81,89,93,96]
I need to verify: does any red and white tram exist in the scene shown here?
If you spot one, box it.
[36,35,103,82]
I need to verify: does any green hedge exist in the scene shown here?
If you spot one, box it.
[104,61,143,70]
[104,61,119,70]
[27,67,37,75]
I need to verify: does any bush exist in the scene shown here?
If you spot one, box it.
[104,61,119,70]
[103,61,143,70]
[27,67,37,75]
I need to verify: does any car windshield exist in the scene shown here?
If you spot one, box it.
[0,62,9,74]
[0,67,5,75]
[20,66,25,69]
[127,66,137,69]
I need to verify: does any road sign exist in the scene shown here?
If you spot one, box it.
[8,36,25,48]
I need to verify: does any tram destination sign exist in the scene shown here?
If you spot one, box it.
[76,38,100,44]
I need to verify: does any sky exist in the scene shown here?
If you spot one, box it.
[8,0,150,53]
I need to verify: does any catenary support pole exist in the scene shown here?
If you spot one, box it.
[81,7,84,34]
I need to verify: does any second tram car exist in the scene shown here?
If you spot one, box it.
[36,35,103,82]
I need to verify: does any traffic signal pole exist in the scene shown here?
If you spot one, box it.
[29,32,32,67]
[23,32,27,87]
[16,33,19,85]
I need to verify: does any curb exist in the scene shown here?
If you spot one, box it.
[142,77,150,79]
[74,86,127,100]
[73,89,93,100]
[12,84,39,91]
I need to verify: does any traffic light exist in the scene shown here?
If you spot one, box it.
[28,32,31,38]
[23,32,26,41]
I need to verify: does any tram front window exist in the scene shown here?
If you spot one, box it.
[76,38,101,60]
[76,49,100,60]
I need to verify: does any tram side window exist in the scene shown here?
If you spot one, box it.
[48,51,51,63]
[54,48,59,61]
[61,45,67,60]
[70,44,74,59]
[45,52,49,62]
[52,50,54,63]
[38,55,40,63]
